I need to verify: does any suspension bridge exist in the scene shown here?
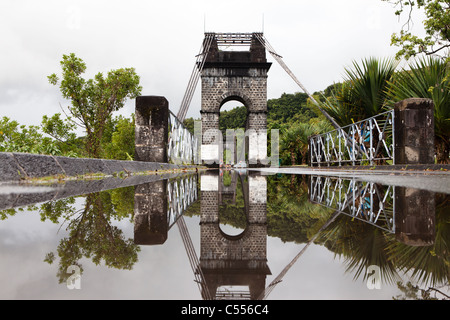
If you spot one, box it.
[175,32,336,127]
[151,33,325,299]
[140,32,371,300]
[133,31,441,300]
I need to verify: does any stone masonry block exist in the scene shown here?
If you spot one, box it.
[12,153,64,178]
[0,152,26,181]
[394,98,435,164]
[135,96,169,163]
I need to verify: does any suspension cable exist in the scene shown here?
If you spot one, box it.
[257,210,341,300]
[253,33,371,161]
[254,34,341,131]
[176,215,213,300]
[177,33,215,122]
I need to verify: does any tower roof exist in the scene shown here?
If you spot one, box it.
[203,32,269,66]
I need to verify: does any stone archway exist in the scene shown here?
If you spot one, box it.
[219,98,247,166]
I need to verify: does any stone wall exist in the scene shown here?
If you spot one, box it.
[200,68,270,113]
[0,152,185,182]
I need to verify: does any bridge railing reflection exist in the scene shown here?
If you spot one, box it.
[167,174,198,228]
[309,175,436,246]
[309,175,395,233]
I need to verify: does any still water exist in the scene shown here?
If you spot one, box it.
[0,169,448,300]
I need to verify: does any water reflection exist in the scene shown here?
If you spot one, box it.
[133,170,271,300]
[0,170,448,299]
[134,175,198,245]
[131,169,449,299]
[199,171,271,300]
[307,174,448,292]
[1,185,140,285]
[309,176,436,246]
[46,191,140,284]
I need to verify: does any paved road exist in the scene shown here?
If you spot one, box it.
[251,166,450,195]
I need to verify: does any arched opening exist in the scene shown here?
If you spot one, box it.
[219,99,247,166]
[218,171,247,237]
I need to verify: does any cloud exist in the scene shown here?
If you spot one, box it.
[1,0,403,125]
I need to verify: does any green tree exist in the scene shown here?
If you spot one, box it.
[267,92,316,124]
[394,281,450,300]
[102,115,135,160]
[48,53,142,158]
[41,191,139,284]
[41,113,82,157]
[183,117,198,135]
[0,116,60,155]
[280,119,332,165]
[321,57,398,127]
[219,106,247,134]
[383,0,450,59]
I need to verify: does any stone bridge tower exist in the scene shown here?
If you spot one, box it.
[200,33,271,167]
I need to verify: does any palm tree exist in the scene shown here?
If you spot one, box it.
[280,120,332,165]
[280,123,304,165]
[386,56,450,163]
[320,58,398,164]
[321,57,399,127]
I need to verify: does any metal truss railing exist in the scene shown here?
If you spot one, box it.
[168,111,199,165]
[309,110,395,166]
[309,176,395,233]
[167,174,198,228]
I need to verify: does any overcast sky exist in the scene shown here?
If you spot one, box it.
[0,0,426,127]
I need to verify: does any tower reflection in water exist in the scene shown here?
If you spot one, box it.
[133,170,270,300]
[200,170,271,300]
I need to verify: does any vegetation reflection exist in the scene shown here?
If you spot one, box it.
[8,186,140,284]
[0,172,448,297]
[45,188,138,284]
[267,174,449,296]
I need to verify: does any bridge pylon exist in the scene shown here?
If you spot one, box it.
[199,32,271,168]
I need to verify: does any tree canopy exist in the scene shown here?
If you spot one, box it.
[48,53,142,158]
[383,0,450,59]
